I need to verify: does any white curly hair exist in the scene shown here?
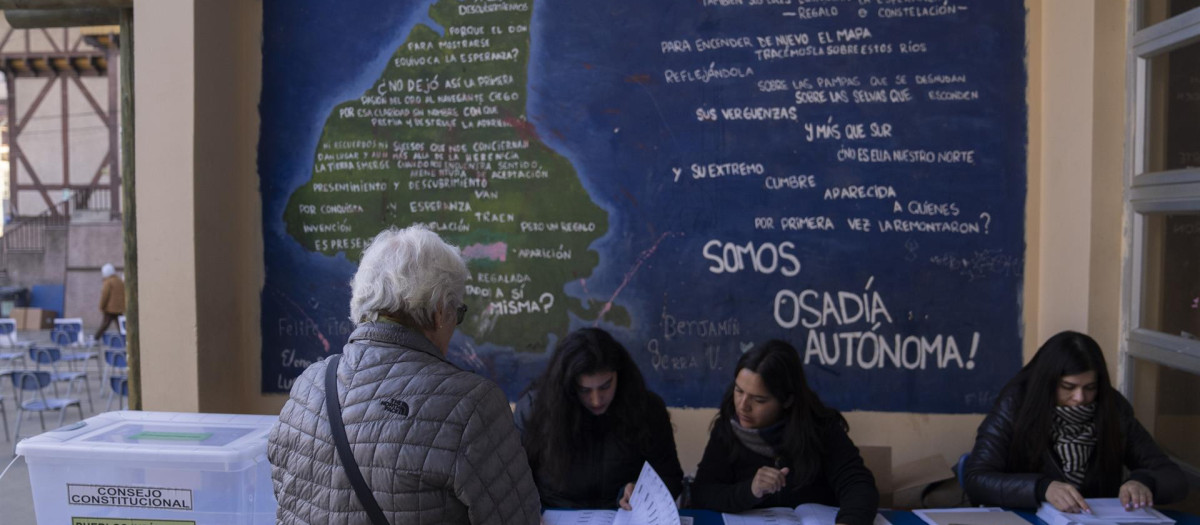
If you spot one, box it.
[349,225,469,329]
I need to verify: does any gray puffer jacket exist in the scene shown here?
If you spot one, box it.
[268,322,542,524]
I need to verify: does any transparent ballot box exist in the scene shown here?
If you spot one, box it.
[17,411,278,525]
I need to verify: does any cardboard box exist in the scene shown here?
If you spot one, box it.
[13,307,56,331]
[21,308,42,331]
[33,309,56,330]
[9,307,30,331]
[22,308,40,331]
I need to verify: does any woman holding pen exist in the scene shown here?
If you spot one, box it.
[690,340,878,525]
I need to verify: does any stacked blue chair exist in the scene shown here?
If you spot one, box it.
[103,348,129,411]
[107,374,129,411]
[100,333,126,381]
[0,389,8,442]
[28,345,93,411]
[51,329,99,377]
[0,318,27,372]
[8,370,84,453]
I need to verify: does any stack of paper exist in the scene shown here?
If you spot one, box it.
[541,461,692,525]
[914,507,1029,525]
[1037,499,1175,525]
[723,503,892,525]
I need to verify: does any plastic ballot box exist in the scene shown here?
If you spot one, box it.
[17,411,278,525]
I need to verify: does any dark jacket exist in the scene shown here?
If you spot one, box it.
[691,418,879,525]
[963,383,1187,509]
[513,390,684,509]
[268,322,542,524]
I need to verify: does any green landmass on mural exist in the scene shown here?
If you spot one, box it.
[283,0,625,351]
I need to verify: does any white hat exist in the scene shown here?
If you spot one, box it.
[101,263,115,278]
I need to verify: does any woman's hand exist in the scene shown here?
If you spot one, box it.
[1120,480,1153,510]
[619,482,635,510]
[1044,481,1090,513]
[750,467,790,499]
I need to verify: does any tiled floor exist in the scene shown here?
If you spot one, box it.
[1,332,122,525]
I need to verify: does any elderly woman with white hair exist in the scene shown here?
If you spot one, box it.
[94,262,124,340]
[268,226,542,525]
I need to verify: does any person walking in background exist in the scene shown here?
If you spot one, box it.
[95,263,124,340]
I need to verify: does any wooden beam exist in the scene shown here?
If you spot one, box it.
[0,0,131,8]
[13,184,110,192]
[0,51,107,60]
[40,29,61,52]
[15,76,57,135]
[4,9,122,29]
[118,7,138,410]
[13,144,61,214]
[88,151,112,187]
[107,42,118,213]
[61,74,69,186]
[7,74,18,215]
[0,28,14,53]
[70,73,106,122]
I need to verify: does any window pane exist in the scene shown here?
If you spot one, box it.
[1129,358,1200,471]
[1141,213,1200,335]
[1145,37,1200,173]
[1140,1,1200,30]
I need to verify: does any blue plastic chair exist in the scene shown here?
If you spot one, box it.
[102,333,125,349]
[956,453,970,489]
[100,335,125,378]
[0,391,8,442]
[0,318,28,370]
[8,370,84,452]
[102,349,128,409]
[107,375,128,411]
[51,330,99,376]
[28,346,93,411]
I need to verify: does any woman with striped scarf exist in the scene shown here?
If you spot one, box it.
[963,331,1186,512]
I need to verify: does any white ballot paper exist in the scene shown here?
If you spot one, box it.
[543,509,626,525]
[1037,499,1175,525]
[613,461,684,525]
[541,461,691,525]
[723,503,892,525]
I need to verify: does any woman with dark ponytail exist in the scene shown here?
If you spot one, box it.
[964,331,1186,511]
[691,340,878,525]
[514,328,684,509]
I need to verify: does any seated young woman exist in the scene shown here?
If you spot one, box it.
[514,327,684,509]
[691,340,878,525]
[964,331,1186,512]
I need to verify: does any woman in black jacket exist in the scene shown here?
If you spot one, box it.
[513,327,684,509]
[691,340,878,525]
[963,331,1186,512]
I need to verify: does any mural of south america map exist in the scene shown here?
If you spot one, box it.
[260,0,1028,413]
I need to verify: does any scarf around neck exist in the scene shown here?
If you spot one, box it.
[1052,403,1097,487]
[730,418,786,461]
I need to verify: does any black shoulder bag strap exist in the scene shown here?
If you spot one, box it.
[324,353,390,525]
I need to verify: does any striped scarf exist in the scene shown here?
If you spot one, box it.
[1052,403,1097,487]
[730,418,786,460]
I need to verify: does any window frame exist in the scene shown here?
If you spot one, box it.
[1123,3,1200,481]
